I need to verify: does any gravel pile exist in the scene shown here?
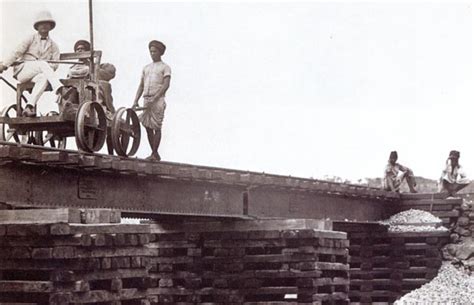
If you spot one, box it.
[380,209,446,233]
[395,262,474,305]
[388,225,448,233]
[382,209,442,225]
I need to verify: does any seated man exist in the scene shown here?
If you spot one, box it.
[0,10,63,117]
[65,39,116,117]
[439,150,470,196]
[64,40,116,154]
[383,151,417,193]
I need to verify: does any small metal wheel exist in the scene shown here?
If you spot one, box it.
[0,104,22,143]
[75,101,107,152]
[111,107,141,157]
[34,111,67,149]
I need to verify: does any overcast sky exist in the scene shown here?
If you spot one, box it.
[1,0,473,182]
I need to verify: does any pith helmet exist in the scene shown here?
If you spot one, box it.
[33,11,56,30]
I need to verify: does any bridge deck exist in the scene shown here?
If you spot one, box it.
[0,142,400,220]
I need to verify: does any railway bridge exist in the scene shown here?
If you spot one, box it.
[0,141,401,220]
[0,142,466,305]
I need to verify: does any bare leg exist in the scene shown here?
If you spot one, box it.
[152,129,162,160]
[404,170,417,193]
[145,127,155,159]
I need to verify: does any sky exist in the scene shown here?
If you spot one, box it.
[1,0,473,182]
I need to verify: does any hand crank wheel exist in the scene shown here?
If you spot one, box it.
[75,101,107,152]
[111,107,141,156]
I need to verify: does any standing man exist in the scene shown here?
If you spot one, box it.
[439,150,470,196]
[132,40,171,161]
[0,10,63,117]
[383,151,417,193]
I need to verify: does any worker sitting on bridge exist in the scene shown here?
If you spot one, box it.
[0,10,64,118]
[383,151,417,193]
[439,150,470,196]
[132,40,171,161]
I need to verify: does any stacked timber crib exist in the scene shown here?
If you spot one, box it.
[0,208,351,305]
[333,221,450,304]
[0,208,152,305]
[146,219,350,305]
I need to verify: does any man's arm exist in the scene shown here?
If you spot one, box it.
[49,42,60,71]
[152,75,171,101]
[0,35,33,72]
[396,163,410,173]
[384,165,396,191]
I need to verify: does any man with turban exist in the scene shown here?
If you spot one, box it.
[439,150,470,196]
[383,151,417,193]
[0,10,63,117]
[132,40,171,161]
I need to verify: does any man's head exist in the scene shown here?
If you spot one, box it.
[449,150,460,160]
[34,11,56,37]
[148,40,166,62]
[74,40,91,53]
[448,150,460,166]
[389,151,398,164]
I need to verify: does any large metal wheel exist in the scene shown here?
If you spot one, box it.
[0,104,22,143]
[111,107,141,157]
[34,111,67,149]
[75,101,107,152]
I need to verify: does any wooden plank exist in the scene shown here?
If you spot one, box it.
[431,210,460,218]
[60,51,101,61]
[400,193,448,200]
[149,219,333,234]
[0,208,81,224]
[38,151,69,163]
[80,209,121,224]
[95,156,114,170]
[75,269,148,282]
[74,247,158,258]
[69,224,150,234]
[69,288,147,303]
[5,224,51,236]
[0,303,38,305]
[0,235,89,247]
[0,280,53,293]
[400,198,463,205]
[78,155,97,168]
[0,258,102,271]
[386,231,449,238]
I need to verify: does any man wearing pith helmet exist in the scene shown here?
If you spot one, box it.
[0,10,63,117]
[132,40,171,161]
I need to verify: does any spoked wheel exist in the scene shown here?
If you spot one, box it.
[34,111,67,149]
[75,101,107,153]
[0,104,22,143]
[111,107,141,157]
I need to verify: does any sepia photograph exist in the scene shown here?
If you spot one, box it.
[0,0,473,304]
